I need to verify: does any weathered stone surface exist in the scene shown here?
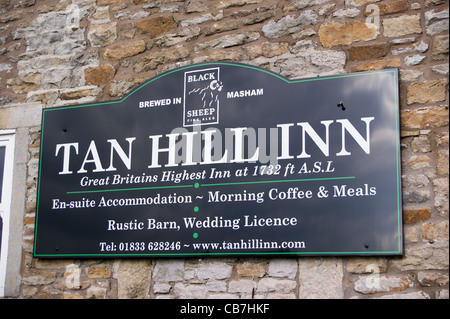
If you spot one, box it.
[104,40,146,60]
[268,259,297,279]
[98,0,121,6]
[283,0,331,11]
[153,283,171,294]
[298,258,344,298]
[117,259,151,298]
[401,107,449,129]
[407,80,448,104]
[432,34,449,60]
[180,11,224,27]
[153,259,184,282]
[214,0,264,9]
[236,262,266,277]
[421,221,449,243]
[194,31,260,52]
[84,64,115,85]
[332,8,360,18]
[22,269,56,285]
[348,0,381,5]
[205,21,239,36]
[403,190,431,204]
[134,45,190,72]
[351,58,401,72]
[228,279,256,296]
[59,87,101,100]
[378,291,430,299]
[136,16,178,37]
[88,22,117,47]
[196,261,233,280]
[364,0,408,16]
[411,135,432,153]
[243,10,275,25]
[405,54,426,66]
[185,0,209,13]
[155,27,201,47]
[383,15,422,37]
[346,257,388,274]
[431,64,449,75]
[425,8,449,35]
[262,11,318,39]
[173,283,207,299]
[354,275,413,294]
[391,242,449,271]
[108,78,145,97]
[348,42,389,61]
[318,21,378,48]
[7,73,41,93]
[257,278,296,294]
[261,42,290,58]
[437,149,449,175]
[87,265,111,279]
[418,271,449,287]
[403,208,432,224]
[273,41,346,79]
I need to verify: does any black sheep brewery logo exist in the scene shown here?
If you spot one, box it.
[183,67,223,127]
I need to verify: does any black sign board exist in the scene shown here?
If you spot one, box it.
[34,62,402,258]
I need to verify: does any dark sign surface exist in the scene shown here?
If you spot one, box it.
[34,62,402,258]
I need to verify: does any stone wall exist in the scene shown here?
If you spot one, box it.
[0,0,448,299]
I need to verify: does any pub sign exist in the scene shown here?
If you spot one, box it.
[34,62,403,258]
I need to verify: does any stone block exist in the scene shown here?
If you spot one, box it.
[214,0,263,9]
[351,58,401,72]
[185,0,209,13]
[403,189,431,203]
[136,16,178,37]
[346,257,388,274]
[403,208,431,224]
[401,107,449,129]
[84,64,115,85]
[257,278,296,294]
[354,275,413,294]
[268,259,297,279]
[432,34,449,60]
[7,73,41,94]
[117,259,151,298]
[298,258,344,298]
[134,45,190,72]
[348,42,389,61]
[194,31,260,52]
[318,21,378,48]
[87,265,111,279]
[283,0,332,11]
[88,22,117,47]
[236,262,266,277]
[391,242,449,271]
[196,261,233,280]
[421,221,449,243]
[153,259,184,282]
[437,149,449,175]
[383,14,422,37]
[425,8,449,35]
[262,11,318,39]
[104,40,146,60]
[407,80,448,104]
[228,279,256,296]
[173,283,207,299]
[364,0,408,16]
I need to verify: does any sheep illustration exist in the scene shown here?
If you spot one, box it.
[188,80,223,108]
